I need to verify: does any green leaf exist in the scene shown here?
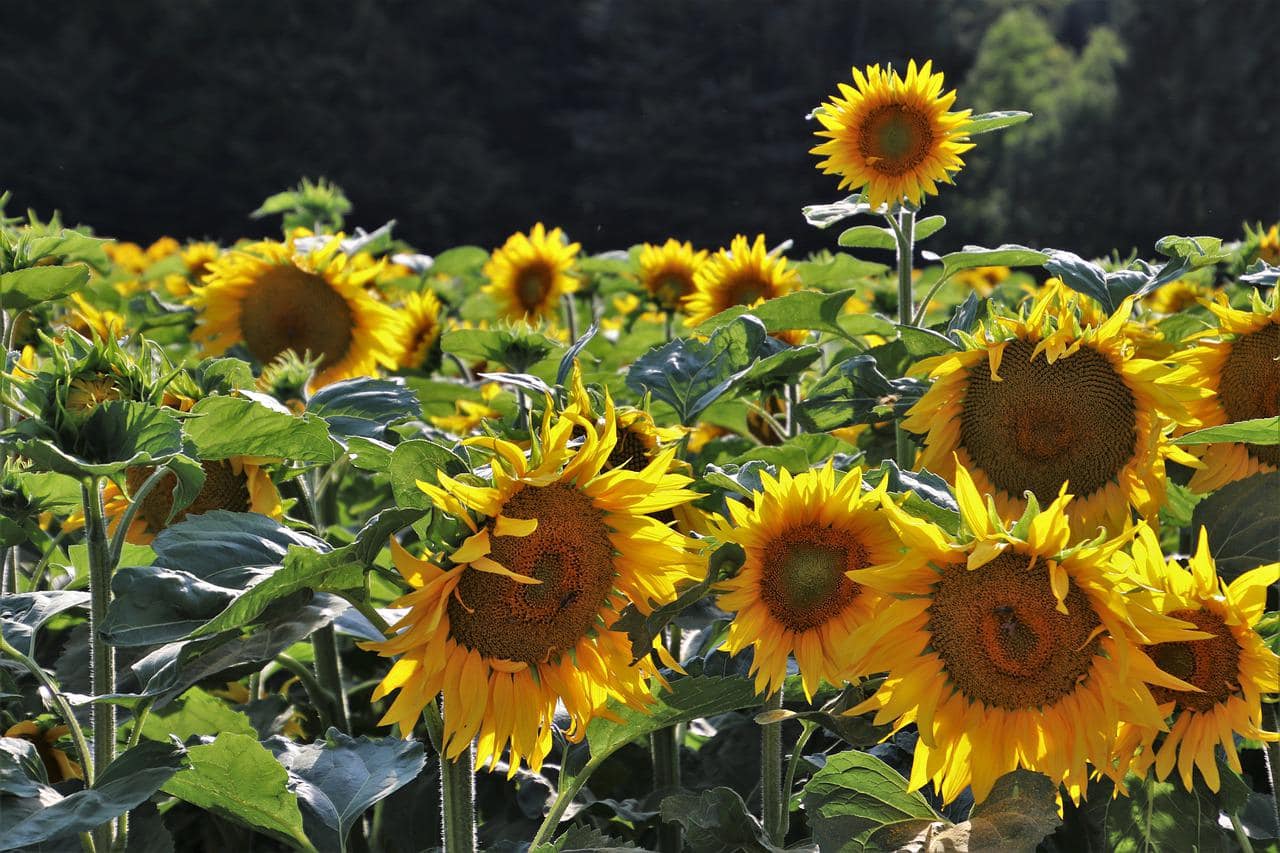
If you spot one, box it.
[135,687,257,742]
[0,738,47,797]
[801,749,945,853]
[441,327,562,373]
[962,110,1033,135]
[388,439,457,510]
[265,729,426,853]
[0,740,187,851]
[697,290,869,342]
[429,245,489,277]
[102,565,239,646]
[1155,235,1231,269]
[896,324,960,357]
[941,245,1048,277]
[10,401,184,478]
[162,733,314,852]
[1105,770,1245,853]
[659,787,782,853]
[183,395,338,463]
[1190,472,1280,581]
[838,225,895,251]
[344,436,395,472]
[533,823,644,853]
[927,770,1061,853]
[913,215,947,241]
[793,253,889,291]
[736,345,823,393]
[0,590,90,655]
[1173,417,1280,446]
[0,264,89,310]
[151,510,326,581]
[795,355,929,432]
[305,378,420,442]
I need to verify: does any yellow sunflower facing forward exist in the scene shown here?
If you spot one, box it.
[1110,526,1279,792]
[192,233,405,390]
[482,223,581,322]
[1174,289,1280,492]
[365,399,700,772]
[904,283,1206,536]
[811,60,974,210]
[715,464,908,700]
[849,464,1204,804]
[684,234,800,330]
[638,239,708,313]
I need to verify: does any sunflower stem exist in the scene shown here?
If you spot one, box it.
[781,720,817,840]
[112,699,154,853]
[1265,701,1280,831]
[275,653,337,733]
[438,710,477,853]
[664,311,675,342]
[761,689,786,845]
[83,477,117,852]
[891,208,917,471]
[1230,813,1255,853]
[910,270,956,327]
[108,464,171,567]
[312,624,350,733]
[562,294,578,342]
[651,625,683,853]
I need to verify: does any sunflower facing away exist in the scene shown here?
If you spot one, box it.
[683,234,800,330]
[1109,526,1279,792]
[811,60,974,211]
[638,239,708,313]
[365,398,701,772]
[714,464,909,700]
[1174,288,1280,492]
[111,458,283,545]
[4,721,83,783]
[848,464,1204,804]
[482,223,581,322]
[903,283,1207,536]
[192,233,405,390]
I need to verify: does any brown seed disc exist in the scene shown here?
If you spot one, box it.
[858,104,935,176]
[927,551,1103,711]
[757,522,868,632]
[447,484,617,664]
[1148,608,1243,713]
[126,459,251,534]
[719,273,769,310]
[514,263,554,313]
[959,338,1137,502]
[605,425,653,473]
[237,265,354,368]
[653,273,694,310]
[1218,323,1280,465]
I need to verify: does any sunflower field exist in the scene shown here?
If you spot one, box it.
[0,60,1277,853]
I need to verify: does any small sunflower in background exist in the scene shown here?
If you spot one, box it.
[714,464,910,701]
[3,720,83,783]
[1253,223,1280,265]
[165,240,222,297]
[849,463,1203,804]
[62,293,125,341]
[683,234,800,328]
[1174,288,1280,492]
[1142,276,1213,315]
[482,223,581,322]
[952,265,1011,297]
[811,60,974,211]
[637,239,708,313]
[192,233,406,390]
[395,289,444,371]
[1109,526,1279,793]
[364,399,700,773]
[904,282,1207,536]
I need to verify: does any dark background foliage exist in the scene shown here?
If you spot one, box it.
[2,0,1276,259]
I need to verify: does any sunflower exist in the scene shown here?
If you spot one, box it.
[1256,223,1280,265]
[395,290,444,370]
[192,233,405,390]
[364,399,700,772]
[715,464,907,700]
[683,234,800,332]
[4,721,83,783]
[1143,277,1213,315]
[165,241,222,298]
[953,265,1011,297]
[811,60,974,211]
[903,283,1206,536]
[638,239,708,313]
[481,223,581,322]
[1109,526,1279,792]
[104,241,148,275]
[848,464,1204,804]
[1173,289,1280,492]
[63,293,125,341]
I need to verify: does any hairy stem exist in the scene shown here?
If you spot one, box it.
[0,633,95,786]
[439,701,477,853]
[651,625,683,853]
[83,478,116,852]
[891,208,917,470]
[312,624,350,732]
[761,690,785,845]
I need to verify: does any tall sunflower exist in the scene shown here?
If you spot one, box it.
[481,223,581,322]
[638,239,708,313]
[364,399,700,772]
[1109,526,1279,792]
[683,234,800,330]
[714,464,908,700]
[811,60,974,210]
[192,233,406,390]
[395,289,444,371]
[1174,289,1280,492]
[903,283,1206,536]
[849,464,1204,804]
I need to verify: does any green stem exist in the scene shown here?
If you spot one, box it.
[438,701,477,853]
[664,311,675,342]
[312,624,350,732]
[108,465,170,567]
[83,478,116,852]
[27,527,73,593]
[651,625,683,853]
[890,208,917,471]
[910,271,956,326]
[0,633,95,785]
[530,756,599,847]
[1230,813,1255,853]
[1265,702,1280,833]
[562,294,578,342]
[2,547,16,597]
[275,653,336,733]
[112,700,154,853]
[761,690,785,846]
[781,721,818,841]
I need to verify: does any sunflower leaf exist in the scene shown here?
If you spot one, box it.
[1240,260,1280,288]
[305,377,420,442]
[802,749,947,853]
[793,254,890,291]
[927,769,1061,853]
[183,395,338,463]
[388,438,458,510]
[4,401,184,478]
[795,354,929,432]
[941,245,1047,278]
[962,110,1033,136]
[1172,417,1280,446]
[659,787,784,853]
[1190,471,1280,581]
[0,590,90,656]
[1104,768,1249,853]
[0,264,89,310]
[695,290,861,341]
[838,225,896,251]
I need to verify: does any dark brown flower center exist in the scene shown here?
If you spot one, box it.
[859,104,934,176]
[1149,608,1242,713]
[758,522,868,632]
[125,459,251,534]
[238,265,354,368]
[1218,323,1280,465]
[514,264,554,313]
[606,425,653,473]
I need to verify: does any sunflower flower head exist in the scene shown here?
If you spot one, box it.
[364,396,701,773]
[481,223,581,322]
[638,239,709,313]
[683,234,800,331]
[395,289,444,371]
[811,60,974,211]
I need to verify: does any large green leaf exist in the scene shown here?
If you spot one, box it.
[0,739,47,797]
[1173,417,1280,446]
[151,510,326,582]
[801,195,873,230]
[0,590,90,655]
[0,264,89,310]
[801,749,944,853]
[8,401,184,477]
[305,378,420,442]
[0,740,186,851]
[940,244,1047,277]
[659,787,782,853]
[838,224,895,251]
[388,439,458,510]
[795,354,929,432]
[183,395,338,463]
[1191,472,1280,580]
[925,770,1060,852]
[696,290,866,341]
[265,729,426,853]
[793,253,889,291]
[1104,768,1250,853]
[162,733,314,852]
[134,687,257,742]
[101,565,239,646]
[962,110,1033,135]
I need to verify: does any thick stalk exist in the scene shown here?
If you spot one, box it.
[663,311,675,342]
[438,704,476,853]
[891,209,917,470]
[312,624,350,732]
[83,478,116,852]
[651,627,683,853]
[275,653,336,733]
[761,690,785,845]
